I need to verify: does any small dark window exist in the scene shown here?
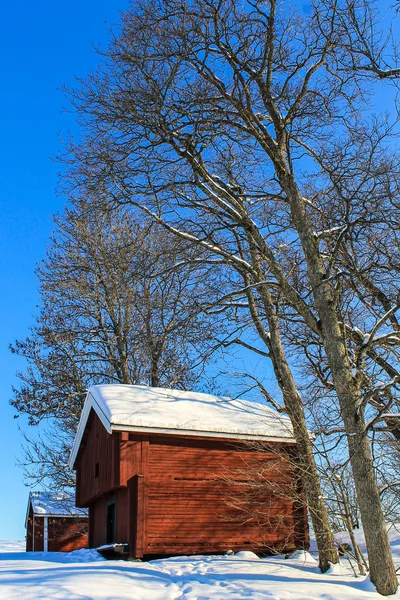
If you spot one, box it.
[106,502,116,544]
[95,463,99,479]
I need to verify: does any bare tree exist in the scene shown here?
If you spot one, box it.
[11,200,221,489]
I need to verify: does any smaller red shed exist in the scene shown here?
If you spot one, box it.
[25,492,88,552]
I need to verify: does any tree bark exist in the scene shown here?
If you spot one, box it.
[269,345,339,573]
[336,477,367,576]
[244,255,339,572]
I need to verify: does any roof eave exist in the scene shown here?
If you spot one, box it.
[32,512,88,519]
[110,423,295,443]
[25,492,33,530]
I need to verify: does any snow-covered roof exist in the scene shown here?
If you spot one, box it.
[69,384,294,468]
[25,492,88,528]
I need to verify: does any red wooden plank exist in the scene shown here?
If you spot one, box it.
[112,432,120,489]
[141,436,149,552]
[141,435,307,556]
[128,474,145,558]
[76,410,116,506]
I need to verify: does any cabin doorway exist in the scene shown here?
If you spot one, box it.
[106,502,116,544]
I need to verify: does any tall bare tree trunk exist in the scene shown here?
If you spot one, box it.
[245,255,339,572]
[279,170,398,595]
[269,337,339,573]
[150,355,160,387]
[335,476,367,576]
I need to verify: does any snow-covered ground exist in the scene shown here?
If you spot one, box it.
[0,536,399,599]
[0,540,25,553]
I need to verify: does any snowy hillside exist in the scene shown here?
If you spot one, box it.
[1,531,400,600]
[0,540,25,553]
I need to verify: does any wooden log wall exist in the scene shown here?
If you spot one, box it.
[47,518,88,552]
[88,498,106,548]
[141,436,308,556]
[88,488,130,548]
[75,410,120,506]
[31,517,44,552]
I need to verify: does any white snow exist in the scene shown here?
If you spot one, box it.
[333,524,400,560]
[290,549,318,564]
[1,538,400,600]
[325,561,350,575]
[70,384,294,467]
[233,550,260,560]
[0,540,25,553]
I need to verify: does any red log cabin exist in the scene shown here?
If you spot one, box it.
[25,492,88,552]
[69,384,309,558]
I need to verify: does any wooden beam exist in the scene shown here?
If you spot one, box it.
[43,517,48,552]
[128,475,145,558]
[112,432,120,488]
[141,436,149,554]
[88,505,94,549]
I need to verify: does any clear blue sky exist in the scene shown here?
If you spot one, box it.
[0,0,128,541]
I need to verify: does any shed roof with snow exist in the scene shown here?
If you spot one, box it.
[25,492,88,528]
[70,384,294,468]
